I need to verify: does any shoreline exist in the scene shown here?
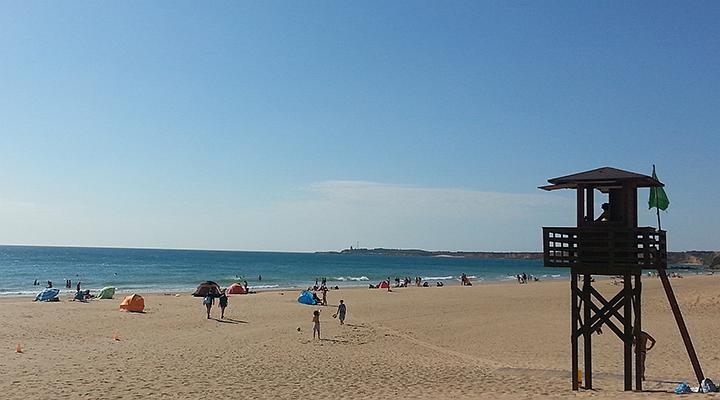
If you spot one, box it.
[0,276,526,299]
[4,271,712,300]
[8,269,713,299]
[1,273,573,298]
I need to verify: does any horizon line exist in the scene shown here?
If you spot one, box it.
[0,243,714,254]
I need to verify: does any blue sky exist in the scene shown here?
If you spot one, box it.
[1,1,718,251]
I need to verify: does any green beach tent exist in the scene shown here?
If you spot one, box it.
[97,286,116,299]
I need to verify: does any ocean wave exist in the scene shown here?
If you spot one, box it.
[224,277,247,282]
[249,284,280,290]
[332,276,369,282]
[0,290,41,296]
[423,276,454,280]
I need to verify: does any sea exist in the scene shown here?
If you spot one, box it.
[0,245,696,297]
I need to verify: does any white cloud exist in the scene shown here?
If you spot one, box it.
[234,181,574,251]
[0,182,575,251]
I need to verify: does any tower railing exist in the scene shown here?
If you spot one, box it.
[542,226,666,273]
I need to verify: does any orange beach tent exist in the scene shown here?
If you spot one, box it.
[226,283,247,295]
[119,294,145,312]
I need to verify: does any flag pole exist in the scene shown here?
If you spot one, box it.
[654,164,662,231]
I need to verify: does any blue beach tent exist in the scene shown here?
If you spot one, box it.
[297,290,316,305]
[35,288,60,302]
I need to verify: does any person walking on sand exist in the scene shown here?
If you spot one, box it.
[312,310,321,339]
[633,329,656,380]
[321,286,328,306]
[218,290,228,319]
[203,291,214,319]
[333,299,346,325]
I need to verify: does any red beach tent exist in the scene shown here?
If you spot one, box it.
[226,283,246,295]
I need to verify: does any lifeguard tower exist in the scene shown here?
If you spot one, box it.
[540,167,704,391]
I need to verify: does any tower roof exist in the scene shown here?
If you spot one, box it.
[539,167,663,192]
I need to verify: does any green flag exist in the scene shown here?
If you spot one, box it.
[649,165,670,211]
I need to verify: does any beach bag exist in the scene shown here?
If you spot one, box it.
[203,295,213,305]
[701,378,717,393]
[674,382,691,394]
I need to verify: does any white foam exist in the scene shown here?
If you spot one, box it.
[0,290,41,297]
[423,276,454,280]
[329,276,368,282]
[249,284,280,290]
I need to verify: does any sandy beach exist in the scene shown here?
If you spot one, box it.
[1,275,718,399]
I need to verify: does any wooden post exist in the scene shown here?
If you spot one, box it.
[571,272,579,390]
[583,274,592,389]
[585,187,594,222]
[577,185,585,226]
[623,274,632,391]
[657,266,705,384]
[628,183,638,228]
[634,274,642,391]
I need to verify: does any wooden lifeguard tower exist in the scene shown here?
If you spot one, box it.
[540,167,704,391]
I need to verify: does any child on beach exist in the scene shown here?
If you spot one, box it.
[333,299,346,325]
[312,310,321,339]
[203,292,214,319]
[218,290,228,319]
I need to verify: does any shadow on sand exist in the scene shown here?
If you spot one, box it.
[212,317,248,324]
[320,337,349,344]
